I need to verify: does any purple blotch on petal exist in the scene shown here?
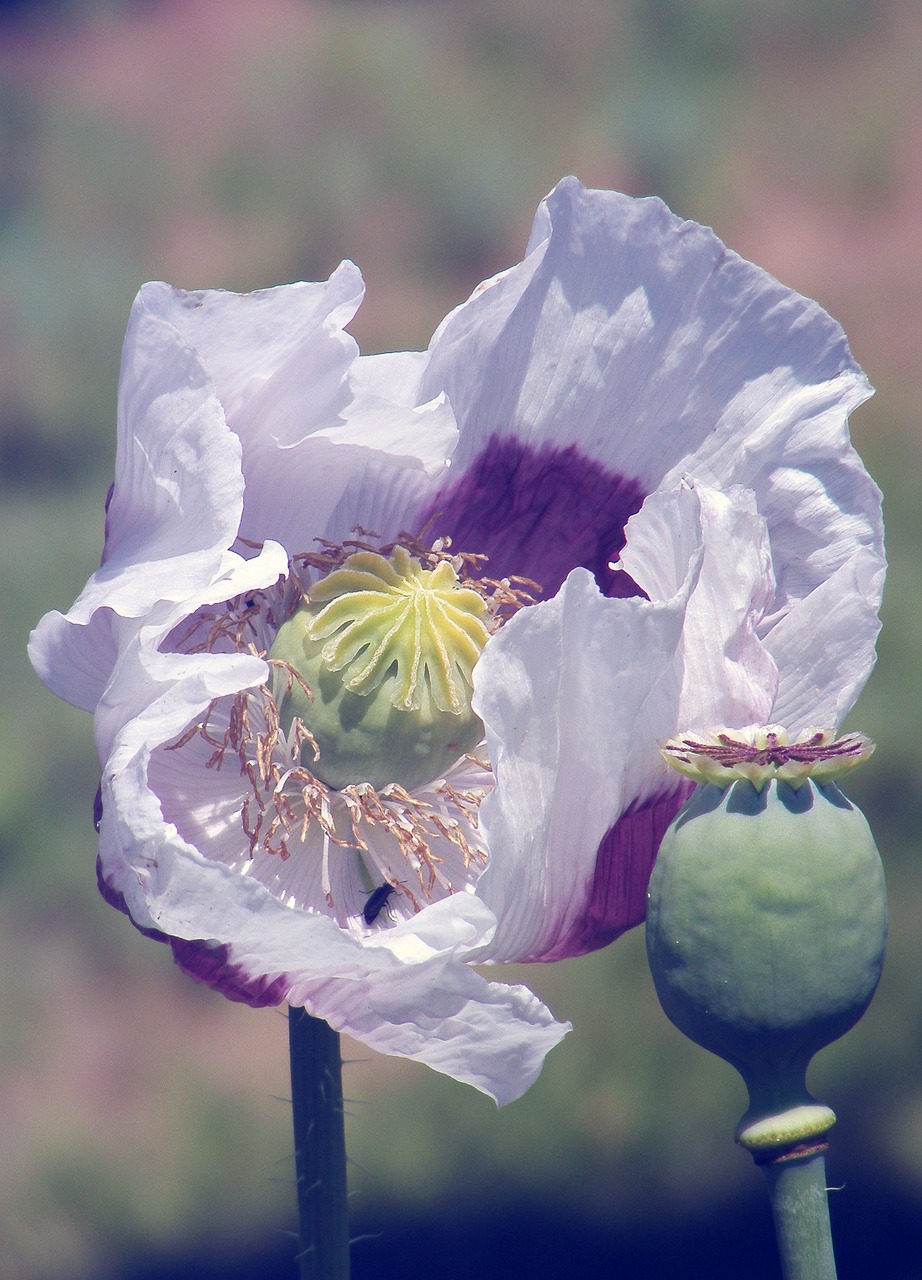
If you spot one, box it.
[97,858,172,945]
[420,435,647,597]
[97,858,289,1008]
[170,939,289,1008]
[535,785,692,961]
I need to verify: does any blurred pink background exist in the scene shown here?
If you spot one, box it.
[4,1,921,1276]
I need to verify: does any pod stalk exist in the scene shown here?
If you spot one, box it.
[761,1148,838,1280]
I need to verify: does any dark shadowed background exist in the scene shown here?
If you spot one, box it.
[3,1,921,1277]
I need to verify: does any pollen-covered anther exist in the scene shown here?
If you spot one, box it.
[661,724,875,789]
[165,681,488,911]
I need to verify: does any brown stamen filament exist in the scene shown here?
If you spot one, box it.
[162,527,512,920]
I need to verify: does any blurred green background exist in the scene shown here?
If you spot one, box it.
[3,0,921,1276]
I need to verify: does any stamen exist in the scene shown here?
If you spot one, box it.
[162,528,514,930]
[164,678,489,926]
[321,828,333,908]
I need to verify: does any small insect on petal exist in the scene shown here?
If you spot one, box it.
[363,883,396,926]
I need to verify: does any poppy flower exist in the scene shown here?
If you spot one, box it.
[30,178,883,1103]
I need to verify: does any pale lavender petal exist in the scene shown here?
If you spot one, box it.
[138,264,364,433]
[286,922,568,1106]
[301,391,457,552]
[620,482,779,730]
[92,542,286,759]
[95,639,566,1104]
[141,273,458,556]
[663,376,882,637]
[128,902,565,1106]
[421,177,869,486]
[763,548,884,731]
[416,176,882,683]
[29,303,245,710]
[473,569,694,963]
[29,606,119,713]
[350,349,429,408]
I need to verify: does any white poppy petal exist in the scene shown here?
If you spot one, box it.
[28,302,245,710]
[29,606,119,713]
[92,542,287,759]
[422,178,869,486]
[287,936,569,1106]
[621,482,779,729]
[138,263,365,429]
[142,271,458,555]
[415,177,881,648]
[473,568,695,962]
[350,349,429,408]
[32,179,885,1098]
[289,391,457,552]
[98,675,565,1104]
[763,548,884,731]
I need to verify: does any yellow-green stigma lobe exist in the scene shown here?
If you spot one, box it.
[269,547,490,791]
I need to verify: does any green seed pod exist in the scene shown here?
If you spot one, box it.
[646,727,887,1152]
[269,547,489,792]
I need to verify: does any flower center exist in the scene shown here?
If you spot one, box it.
[269,546,490,791]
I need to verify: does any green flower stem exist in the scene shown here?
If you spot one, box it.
[761,1148,838,1280]
[288,1007,351,1280]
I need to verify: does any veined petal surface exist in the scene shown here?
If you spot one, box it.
[31,176,884,1098]
[474,480,783,962]
[96,618,565,1104]
[415,176,882,631]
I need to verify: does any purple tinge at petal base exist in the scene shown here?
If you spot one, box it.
[421,435,647,598]
[96,858,290,1008]
[536,787,692,962]
[169,939,290,1008]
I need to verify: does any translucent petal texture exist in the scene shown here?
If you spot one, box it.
[761,549,884,730]
[473,480,782,963]
[137,265,365,434]
[29,267,458,712]
[473,561,705,962]
[91,550,287,762]
[416,176,883,636]
[29,304,245,710]
[132,273,459,558]
[96,623,566,1104]
[620,483,779,730]
[31,177,885,1097]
